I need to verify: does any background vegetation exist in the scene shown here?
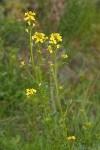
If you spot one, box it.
[0,0,100,149]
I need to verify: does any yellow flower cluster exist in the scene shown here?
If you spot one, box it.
[61,54,68,59]
[56,44,60,49]
[26,88,37,96]
[46,34,62,53]
[49,33,62,45]
[20,61,25,67]
[47,45,53,53]
[32,32,48,43]
[67,136,75,140]
[24,11,36,22]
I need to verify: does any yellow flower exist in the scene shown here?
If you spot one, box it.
[61,54,68,59]
[48,61,54,67]
[24,11,36,22]
[20,61,25,67]
[67,136,76,141]
[28,21,31,25]
[49,33,62,45]
[50,63,54,67]
[56,44,61,49]
[25,28,29,33]
[26,88,36,96]
[33,23,35,27]
[32,32,48,43]
[47,45,53,53]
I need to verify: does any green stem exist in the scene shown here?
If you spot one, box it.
[37,44,42,83]
[36,44,47,116]
[53,49,63,116]
[50,68,56,112]
[38,52,42,83]
[29,24,39,82]
[24,66,35,81]
[30,26,34,62]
